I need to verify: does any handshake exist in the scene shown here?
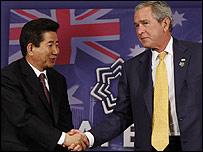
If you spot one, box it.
[62,129,90,151]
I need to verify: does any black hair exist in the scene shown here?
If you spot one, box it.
[20,18,60,57]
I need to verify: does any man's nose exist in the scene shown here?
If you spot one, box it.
[52,46,59,55]
[136,25,144,35]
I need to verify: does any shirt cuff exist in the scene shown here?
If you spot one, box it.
[57,132,66,145]
[84,131,94,148]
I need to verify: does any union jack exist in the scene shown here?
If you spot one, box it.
[9,9,121,65]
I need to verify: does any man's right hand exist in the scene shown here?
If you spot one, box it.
[63,129,90,151]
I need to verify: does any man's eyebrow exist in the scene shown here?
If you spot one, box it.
[134,19,149,25]
[140,19,149,22]
[47,41,59,43]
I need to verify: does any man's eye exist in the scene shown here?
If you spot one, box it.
[48,45,52,47]
[144,22,148,24]
[135,24,139,28]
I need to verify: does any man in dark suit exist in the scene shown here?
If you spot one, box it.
[68,1,202,151]
[1,18,88,151]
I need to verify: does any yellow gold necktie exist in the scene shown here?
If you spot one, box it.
[151,51,169,151]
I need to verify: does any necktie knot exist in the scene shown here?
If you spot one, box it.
[39,73,46,82]
[158,51,167,61]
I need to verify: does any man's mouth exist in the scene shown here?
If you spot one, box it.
[49,58,56,63]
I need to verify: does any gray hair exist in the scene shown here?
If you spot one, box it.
[135,1,174,32]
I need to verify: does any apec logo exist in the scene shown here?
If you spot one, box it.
[90,58,124,114]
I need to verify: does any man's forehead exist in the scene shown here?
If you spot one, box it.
[134,7,153,20]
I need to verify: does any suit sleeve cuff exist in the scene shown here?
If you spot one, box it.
[57,132,66,145]
[84,131,94,148]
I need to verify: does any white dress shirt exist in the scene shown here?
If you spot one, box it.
[26,60,66,145]
[26,61,49,91]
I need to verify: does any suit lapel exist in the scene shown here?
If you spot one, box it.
[173,38,190,103]
[20,58,52,114]
[47,69,59,125]
[137,50,153,118]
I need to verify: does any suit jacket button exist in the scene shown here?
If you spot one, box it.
[179,117,183,121]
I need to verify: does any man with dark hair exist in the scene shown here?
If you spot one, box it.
[1,18,88,151]
[68,1,202,151]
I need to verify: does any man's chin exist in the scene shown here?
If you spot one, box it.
[142,44,151,49]
[47,64,55,68]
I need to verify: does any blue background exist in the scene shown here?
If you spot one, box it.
[1,1,202,151]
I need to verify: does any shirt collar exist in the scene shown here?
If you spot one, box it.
[26,60,47,78]
[151,36,173,63]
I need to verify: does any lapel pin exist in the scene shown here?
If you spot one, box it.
[179,62,184,67]
[181,58,186,62]
[179,58,185,67]
[179,58,186,67]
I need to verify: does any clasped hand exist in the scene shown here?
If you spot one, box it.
[63,129,90,151]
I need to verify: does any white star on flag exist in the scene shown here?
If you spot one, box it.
[128,44,146,57]
[67,85,83,105]
[173,11,187,27]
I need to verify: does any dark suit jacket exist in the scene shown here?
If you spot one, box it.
[89,38,202,151]
[1,58,73,151]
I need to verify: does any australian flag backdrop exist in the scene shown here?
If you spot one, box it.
[2,1,202,151]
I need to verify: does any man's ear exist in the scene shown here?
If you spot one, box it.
[27,43,34,56]
[162,17,170,33]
